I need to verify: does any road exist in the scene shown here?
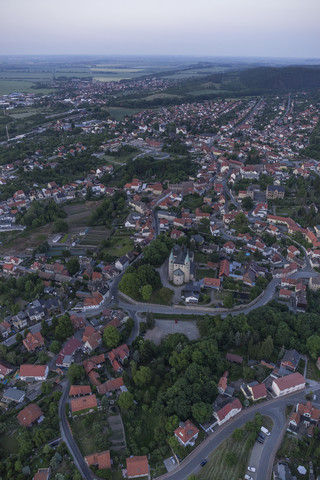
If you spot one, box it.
[58,379,98,480]
[155,383,320,480]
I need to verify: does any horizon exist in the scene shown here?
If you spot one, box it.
[2,0,320,58]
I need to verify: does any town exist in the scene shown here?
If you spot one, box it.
[1,57,320,480]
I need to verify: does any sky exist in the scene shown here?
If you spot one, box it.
[1,0,320,58]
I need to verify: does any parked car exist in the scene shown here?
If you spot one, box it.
[248,466,256,472]
[200,459,208,467]
[261,426,270,436]
[245,475,253,480]
[256,437,264,444]
[258,432,265,439]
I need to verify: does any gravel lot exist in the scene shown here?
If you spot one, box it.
[145,319,199,345]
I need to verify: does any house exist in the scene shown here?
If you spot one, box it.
[70,394,98,414]
[33,468,51,480]
[288,402,320,436]
[56,337,82,368]
[19,364,49,381]
[219,259,230,278]
[272,372,305,397]
[69,385,92,397]
[17,403,44,427]
[0,320,12,338]
[84,330,102,351]
[223,241,235,255]
[0,361,13,378]
[126,456,149,478]
[226,353,243,364]
[214,398,242,426]
[97,377,125,395]
[281,349,301,372]
[241,382,267,401]
[2,387,25,404]
[23,331,45,352]
[217,371,229,394]
[107,344,129,373]
[85,450,111,470]
[174,420,199,447]
[203,277,221,290]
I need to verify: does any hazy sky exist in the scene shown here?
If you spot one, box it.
[1,0,320,58]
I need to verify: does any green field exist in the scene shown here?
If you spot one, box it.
[0,79,56,95]
[103,234,134,256]
[107,107,145,120]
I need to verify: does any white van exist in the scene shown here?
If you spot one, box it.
[261,426,270,436]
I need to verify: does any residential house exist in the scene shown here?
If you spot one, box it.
[214,398,242,426]
[108,344,129,373]
[266,185,285,199]
[69,385,92,397]
[126,456,149,479]
[85,450,111,470]
[19,364,49,381]
[0,361,13,378]
[281,349,301,372]
[70,394,98,414]
[33,468,51,480]
[174,420,199,447]
[217,371,229,394]
[23,332,45,352]
[2,387,25,404]
[272,372,305,397]
[17,403,44,427]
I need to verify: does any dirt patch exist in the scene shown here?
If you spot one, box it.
[145,319,199,346]
[0,223,53,256]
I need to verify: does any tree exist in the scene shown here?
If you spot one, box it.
[41,382,53,395]
[103,325,120,350]
[54,219,68,233]
[66,257,80,275]
[141,284,152,301]
[191,402,212,423]
[260,335,274,359]
[232,428,244,441]
[223,293,234,309]
[50,340,61,354]
[119,273,141,299]
[306,335,320,360]
[242,197,254,210]
[15,333,23,344]
[132,366,152,387]
[67,364,85,384]
[54,314,73,341]
[118,391,134,410]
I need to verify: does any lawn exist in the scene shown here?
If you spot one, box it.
[196,269,217,280]
[306,359,320,381]
[105,234,135,257]
[198,430,253,480]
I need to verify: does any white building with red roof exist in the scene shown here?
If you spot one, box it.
[272,372,305,397]
[214,398,242,426]
[174,420,199,447]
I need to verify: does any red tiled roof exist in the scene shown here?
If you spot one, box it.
[20,364,47,378]
[174,420,199,445]
[97,377,124,394]
[273,372,305,392]
[85,450,111,470]
[250,383,267,400]
[69,385,92,396]
[23,331,45,352]
[126,456,149,478]
[215,398,242,421]
[17,403,43,427]
[70,394,97,413]
[203,277,220,288]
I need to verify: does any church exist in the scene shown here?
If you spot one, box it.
[168,245,195,286]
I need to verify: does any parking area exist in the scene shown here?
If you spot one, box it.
[163,456,178,472]
[145,319,199,345]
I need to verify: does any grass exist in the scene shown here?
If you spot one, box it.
[0,79,56,95]
[105,235,134,256]
[196,269,217,280]
[197,429,253,480]
[61,234,69,243]
[148,287,174,306]
[0,431,19,454]
[306,359,320,381]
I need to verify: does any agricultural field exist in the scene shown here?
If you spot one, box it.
[0,79,56,95]
[79,227,108,247]
[63,201,102,232]
[107,107,146,121]
[101,233,134,257]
